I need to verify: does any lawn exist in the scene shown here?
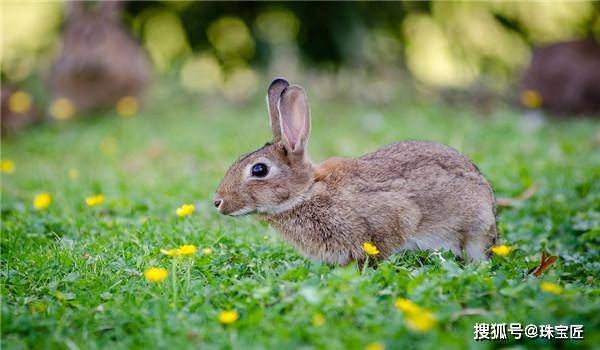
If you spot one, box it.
[1,82,599,349]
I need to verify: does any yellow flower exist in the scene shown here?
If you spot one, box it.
[33,192,52,210]
[1,159,15,174]
[116,96,139,117]
[312,313,326,327]
[365,342,385,350]
[179,244,198,256]
[8,91,32,113]
[394,298,437,332]
[218,310,239,325]
[491,244,512,256]
[521,89,542,109]
[394,298,421,314]
[161,244,198,257]
[176,204,195,217]
[362,242,379,256]
[144,267,168,283]
[405,311,437,332]
[85,194,105,207]
[161,248,180,257]
[540,281,563,295]
[50,98,75,120]
[203,247,213,255]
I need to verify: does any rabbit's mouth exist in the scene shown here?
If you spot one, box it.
[214,197,255,216]
[227,207,255,216]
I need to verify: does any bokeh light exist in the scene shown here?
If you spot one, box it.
[255,10,300,45]
[180,53,223,94]
[521,90,543,109]
[8,91,32,114]
[142,10,191,72]
[221,65,259,103]
[50,98,75,120]
[433,2,530,71]
[116,96,140,117]
[207,17,255,62]
[403,14,478,87]
[493,1,595,43]
[1,2,61,81]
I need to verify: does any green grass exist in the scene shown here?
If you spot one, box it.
[1,83,599,349]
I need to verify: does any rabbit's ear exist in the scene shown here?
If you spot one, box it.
[278,85,311,156]
[266,78,289,142]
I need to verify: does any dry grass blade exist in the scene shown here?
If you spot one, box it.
[497,184,539,207]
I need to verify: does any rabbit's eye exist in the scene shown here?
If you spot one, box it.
[251,163,269,178]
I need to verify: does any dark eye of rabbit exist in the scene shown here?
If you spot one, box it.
[251,163,269,177]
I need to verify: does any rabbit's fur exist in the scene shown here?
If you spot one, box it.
[215,78,497,265]
[49,1,150,113]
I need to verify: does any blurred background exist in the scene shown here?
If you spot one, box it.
[1,0,599,136]
[3,3,600,349]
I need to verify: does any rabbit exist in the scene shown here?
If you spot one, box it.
[520,38,600,116]
[48,1,151,113]
[214,78,498,266]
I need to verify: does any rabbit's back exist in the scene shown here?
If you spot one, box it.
[271,141,497,264]
[323,141,493,201]
[359,141,483,182]
[351,141,496,260]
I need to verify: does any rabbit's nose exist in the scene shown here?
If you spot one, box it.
[214,199,223,209]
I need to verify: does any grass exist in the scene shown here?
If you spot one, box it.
[1,82,599,349]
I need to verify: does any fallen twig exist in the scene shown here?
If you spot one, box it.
[497,184,539,207]
[529,251,558,277]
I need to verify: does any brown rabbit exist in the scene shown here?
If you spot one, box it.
[520,39,600,116]
[215,78,497,265]
[48,1,150,113]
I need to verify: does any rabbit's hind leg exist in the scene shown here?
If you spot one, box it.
[463,222,497,261]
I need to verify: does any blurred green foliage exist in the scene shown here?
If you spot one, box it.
[2,1,599,94]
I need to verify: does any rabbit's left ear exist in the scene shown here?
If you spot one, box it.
[278,85,311,156]
[267,78,289,142]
